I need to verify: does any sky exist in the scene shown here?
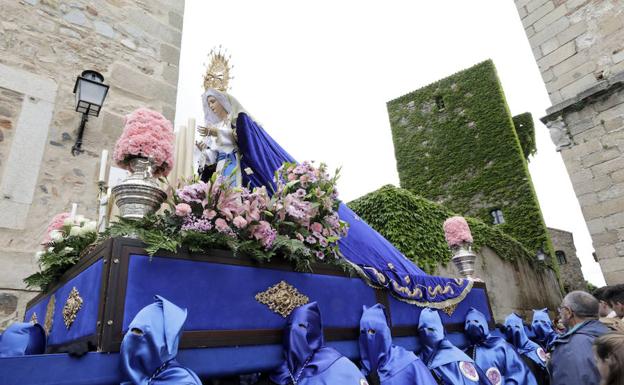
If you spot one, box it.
[174,0,606,286]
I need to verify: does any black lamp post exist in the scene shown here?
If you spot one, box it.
[71,70,109,156]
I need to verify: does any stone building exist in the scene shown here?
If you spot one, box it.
[0,0,185,328]
[548,227,586,292]
[513,0,624,284]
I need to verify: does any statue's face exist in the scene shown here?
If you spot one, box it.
[207,96,228,121]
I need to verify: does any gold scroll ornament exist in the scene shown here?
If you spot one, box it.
[44,295,56,334]
[255,281,309,318]
[62,287,83,329]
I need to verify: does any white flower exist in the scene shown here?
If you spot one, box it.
[47,247,54,253]
[75,215,86,224]
[64,247,74,252]
[50,230,64,242]
[69,226,81,236]
[35,251,44,261]
[82,221,97,234]
[64,217,75,226]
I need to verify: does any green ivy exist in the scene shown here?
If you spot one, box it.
[348,185,539,274]
[512,112,537,160]
[385,60,555,268]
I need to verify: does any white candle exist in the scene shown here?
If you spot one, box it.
[70,203,78,219]
[98,149,108,183]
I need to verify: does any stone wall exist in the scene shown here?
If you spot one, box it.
[548,227,586,292]
[0,0,185,329]
[514,0,624,284]
[435,246,562,322]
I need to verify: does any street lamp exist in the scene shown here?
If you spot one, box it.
[71,70,109,155]
[536,248,546,262]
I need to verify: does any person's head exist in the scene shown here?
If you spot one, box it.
[594,286,615,318]
[206,95,228,121]
[359,304,392,373]
[505,313,529,348]
[201,89,232,125]
[284,302,323,371]
[532,308,555,340]
[593,333,624,385]
[606,284,624,318]
[464,308,490,344]
[559,291,600,328]
[418,308,445,348]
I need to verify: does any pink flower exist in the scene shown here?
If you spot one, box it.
[215,218,232,234]
[233,215,248,229]
[250,221,277,249]
[315,251,325,260]
[42,212,71,243]
[113,108,175,177]
[295,233,305,242]
[204,210,217,220]
[443,216,473,247]
[310,222,323,234]
[305,236,317,245]
[175,203,192,217]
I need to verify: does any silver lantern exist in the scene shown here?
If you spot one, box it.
[451,242,477,279]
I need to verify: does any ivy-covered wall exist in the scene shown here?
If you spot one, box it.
[348,185,538,274]
[386,60,554,265]
[512,112,537,160]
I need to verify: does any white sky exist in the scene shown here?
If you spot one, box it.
[174,0,606,286]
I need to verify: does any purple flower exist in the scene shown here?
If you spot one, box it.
[319,237,328,247]
[251,221,277,249]
[181,216,213,232]
[315,251,325,260]
[295,188,306,198]
[305,236,317,245]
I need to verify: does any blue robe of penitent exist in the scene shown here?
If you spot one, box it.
[504,313,549,385]
[530,309,558,351]
[270,302,367,385]
[464,308,537,385]
[418,308,491,385]
[120,295,202,385]
[0,322,46,357]
[359,304,437,385]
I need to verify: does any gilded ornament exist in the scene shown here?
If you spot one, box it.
[44,295,56,334]
[255,281,309,318]
[62,287,83,329]
[442,303,458,316]
[30,312,38,324]
[203,46,233,92]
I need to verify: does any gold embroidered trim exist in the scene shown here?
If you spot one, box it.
[62,287,83,329]
[349,262,474,309]
[44,295,55,334]
[255,281,309,318]
[30,312,38,324]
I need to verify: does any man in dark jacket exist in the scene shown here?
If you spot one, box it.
[549,291,609,385]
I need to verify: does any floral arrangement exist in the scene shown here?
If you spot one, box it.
[113,108,175,177]
[24,213,98,290]
[443,216,473,248]
[107,161,349,269]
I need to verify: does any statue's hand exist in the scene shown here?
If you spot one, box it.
[195,141,207,151]
[197,125,217,137]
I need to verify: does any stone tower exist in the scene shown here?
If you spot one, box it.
[386,60,554,263]
[0,0,185,328]
[513,0,624,284]
[548,227,586,292]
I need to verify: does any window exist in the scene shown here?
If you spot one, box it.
[556,250,567,265]
[490,209,504,225]
[435,95,445,111]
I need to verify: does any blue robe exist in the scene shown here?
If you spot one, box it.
[235,112,472,307]
[464,308,537,385]
[530,309,558,351]
[548,319,608,385]
[0,322,46,357]
[359,304,436,385]
[418,308,491,385]
[270,302,366,385]
[504,313,549,385]
[120,295,202,385]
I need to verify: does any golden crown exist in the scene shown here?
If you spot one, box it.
[203,46,233,92]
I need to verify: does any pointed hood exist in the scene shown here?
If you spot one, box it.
[531,308,554,341]
[464,308,490,344]
[120,295,188,385]
[418,308,473,369]
[359,304,417,381]
[0,322,46,357]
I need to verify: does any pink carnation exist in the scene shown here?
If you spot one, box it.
[232,215,248,229]
[174,203,192,217]
[42,212,70,243]
[215,218,232,234]
[204,210,217,220]
[113,108,175,177]
[310,222,323,234]
[443,216,473,247]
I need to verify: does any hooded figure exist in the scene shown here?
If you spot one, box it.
[120,295,202,385]
[417,308,490,385]
[504,314,549,385]
[0,322,46,357]
[270,302,367,385]
[530,309,558,351]
[464,308,537,385]
[359,304,436,385]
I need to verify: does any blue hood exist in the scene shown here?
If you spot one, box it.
[0,322,46,357]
